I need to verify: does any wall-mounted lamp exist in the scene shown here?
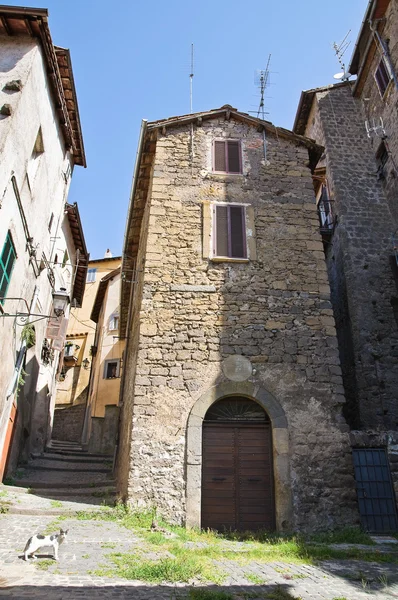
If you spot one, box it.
[0,288,70,324]
[82,358,90,370]
[52,288,70,318]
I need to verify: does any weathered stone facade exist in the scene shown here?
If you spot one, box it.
[117,108,358,532]
[293,0,398,519]
[296,82,398,430]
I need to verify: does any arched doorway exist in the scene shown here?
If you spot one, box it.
[201,396,275,531]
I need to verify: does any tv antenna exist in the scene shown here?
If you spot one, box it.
[190,43,194,113]
[332,30,352,81]
[249,54,271,120]
[365,116,386,138]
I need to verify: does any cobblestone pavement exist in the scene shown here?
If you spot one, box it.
[1,511,398,599]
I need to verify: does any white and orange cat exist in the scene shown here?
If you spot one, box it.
[23,528,69,561]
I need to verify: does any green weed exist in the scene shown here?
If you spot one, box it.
[245,572,266,584]
[265,585,302,599]
[35,559,55,571]
[95,549,225,584]
[309,527,374,546]
[187,589,234,600]
[101,542,116,549]
[50,500,63,508]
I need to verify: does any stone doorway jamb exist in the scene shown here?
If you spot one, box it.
[186,381,292,531]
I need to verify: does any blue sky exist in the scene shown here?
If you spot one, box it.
[12,0,368,259]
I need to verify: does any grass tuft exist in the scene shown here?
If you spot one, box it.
[308,527,374,546]
[245,572,266,584]
[35,559,55,571]
[187,589,234,600]
[95,550,225,584]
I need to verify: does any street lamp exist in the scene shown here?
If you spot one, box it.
[52,288,70,318]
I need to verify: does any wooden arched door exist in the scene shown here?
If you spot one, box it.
[201,397,275,531]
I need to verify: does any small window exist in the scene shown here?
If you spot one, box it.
[86,268,96,283]
[0,231,17,304]
[109,314,119,331]
[375,55,393,97]
[316,183,333,230]
[48,213,54,233]
[376,141,389,179]
[213,204,247,259]
[27,127,44,188]
[213,140,242,174]
[104,359,120,379]
[62,250,68,269]
[64,343,74,357]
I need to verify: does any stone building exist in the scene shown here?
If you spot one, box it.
[85,265,124,454]
[117,106,358,532]
[52,254,122,448]
[0,7,87,479]
[293,0,398,531]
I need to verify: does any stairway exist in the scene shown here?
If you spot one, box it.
[14,439,117,506]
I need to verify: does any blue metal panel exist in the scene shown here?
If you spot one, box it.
[353,448,398,532]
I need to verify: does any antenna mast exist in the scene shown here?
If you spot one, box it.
[249,54,271,120]
[190,43,194,113]
[332,30,352,80]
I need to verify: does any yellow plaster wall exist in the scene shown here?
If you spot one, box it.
[55,257,121,409]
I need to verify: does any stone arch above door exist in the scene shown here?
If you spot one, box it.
[186,381,292,531]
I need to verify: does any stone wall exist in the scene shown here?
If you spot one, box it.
[303,84,398,432]
[52,403,85,443]
[354,0,398,226]
[119,116,358,532]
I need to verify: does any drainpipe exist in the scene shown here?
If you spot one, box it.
[6,285,40,399]
[262,129,267,162]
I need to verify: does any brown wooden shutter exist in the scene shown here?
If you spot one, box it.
[230,206,246,258]
[227,141,241,173]
[214,141,226,172]
[215,205,229,256]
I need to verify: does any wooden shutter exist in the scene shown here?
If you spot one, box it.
[0,233,16,301]
[227,141,241,173]
[214,141,226,172]
[215,205,246,258]
[52,318,69,351]
[230,206,246,258]
[375,58,390,95]
[215,205,229,256]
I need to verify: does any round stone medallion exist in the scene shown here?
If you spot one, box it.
[222,355,252,382]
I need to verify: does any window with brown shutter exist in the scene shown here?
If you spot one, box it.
[375,56,393,97]
[213,204,246,258]
[213,140,242,173]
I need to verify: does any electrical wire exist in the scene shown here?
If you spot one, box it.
[70,311,96,331]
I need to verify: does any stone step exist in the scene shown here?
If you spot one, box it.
[23,460,112,472]
[31,486,116,497]
[44,447,112,459]
[15,469,114,486]
[48,440,83,449]
[37,452,112,464]
[32,454,113,467]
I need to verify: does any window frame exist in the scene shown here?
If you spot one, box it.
[86,268,97,283]
[374,55,393,98]
[212,139,243,174]
[48,212,54,233]
[212,203,248,260]
[103,358,120,379]
[109,314,119,331]
[0,231,17,305]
